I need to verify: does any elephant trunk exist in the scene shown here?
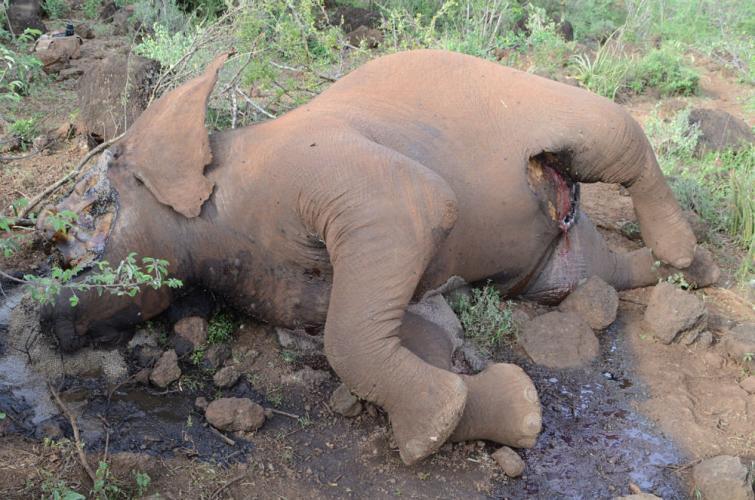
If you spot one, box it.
[536,102,696,269]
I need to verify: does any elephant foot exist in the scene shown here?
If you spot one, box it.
[450,363,542,448]
[389,367,467,465]
[663,245,720,288]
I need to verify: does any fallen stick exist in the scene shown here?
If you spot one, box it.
[209,426,236,447]
[268,408,299,419]
[20,134,124,219]
[47,382,97,484]
[210,473,245,500]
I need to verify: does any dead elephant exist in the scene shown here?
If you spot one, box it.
[39,50,718,466]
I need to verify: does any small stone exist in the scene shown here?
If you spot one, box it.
[739,376,755,395]
[276,327,322,353]
[519,312,599,369]
[128,328,158,350]
[263,408,274,419]
[643,282,707,344]
[213,365,241,388]
[134,345,162,368]
[692,455,754,500]
[194,397,209,411]
[34,418,64,440]
[722,323,755,367]
[172,317,208,356]
[696,331,714,348]
[282,366,330,387]
[74,23,95,39]
[346,25,383,48]
[558,276,618,330]
[134,367,151,385]
[329,384,362,417]
[492,446,525,478]
[201,344,231,371]
[614,494,661,500]
[205,398,265,432]
[149,350,181,388]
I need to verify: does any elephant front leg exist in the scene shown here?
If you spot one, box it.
[305,141,467,464]
[399,312,542,447]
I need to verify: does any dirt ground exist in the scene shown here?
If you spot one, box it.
[1,6,754,500]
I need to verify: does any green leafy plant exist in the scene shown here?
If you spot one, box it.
[0,29,43,102]
[570,30,629,99]
[0,411,5,420]
[133,471,151,496]
[190,348,205,365]
[207,310,237,343]
[8,116,39,150]
[42,0,67,18]
[451,284,515,349]
[13,253,183,307]
[83,0,101,19]
[627,45,699,96]
[91,461,122,499]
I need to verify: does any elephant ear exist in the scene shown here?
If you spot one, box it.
[118,53,229,218]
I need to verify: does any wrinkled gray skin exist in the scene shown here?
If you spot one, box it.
[40,50,718,465]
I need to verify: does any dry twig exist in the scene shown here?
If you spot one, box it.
[47,382,97,484]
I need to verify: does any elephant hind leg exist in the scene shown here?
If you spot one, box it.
[398,312,542,448]
[521,212,719,303]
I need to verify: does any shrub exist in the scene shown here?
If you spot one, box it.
[570,31,630,99]
[83,0,101,19]
[524,4,573,76]
[134,23,198,67]
[42,0,67,18]
[0,29,44,102]
[451,284,515,349]
[207,310,237,343]
[8,117,39,151]
[627,45,699,96]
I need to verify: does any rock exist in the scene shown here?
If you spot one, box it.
[689,108,754,157]
[346,25,383,48]
[558,19,574,41]
[722,323,754,367]
[739,376,755,394]
[614,494,661,500]
[683,210,709,243]
[6,0,46,34]
[329,383,362,417]
[519,312,599,369]
[34,34,83,74]
[213,365,241,388]
[111,8,133,35]
[127,328,158,350]
[74,22,95,39]
[692,455,754,500]
[149,350,181,388]
[696,330,714,348]
[643,282,707,344]
[134,367,151,384]
[34,417,64,440]
[276,327,323,353]
[282,366,330,387]
[99,0,117,21]
[194,396,209,411]
[133,345,163,368]
[172,316,208,356]
[201,344,231,371]
[205,398,265,432]
[77,53,160,142]
[558,276,618,330]
[492,446,525,478]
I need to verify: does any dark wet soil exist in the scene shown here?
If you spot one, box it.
[0,288,688,499]
[491,310,685,499]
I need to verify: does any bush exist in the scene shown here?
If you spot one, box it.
[570,32,629,99]
[627,46,699,96]
[8,117,39,151]
[0,29,44,102]
[42,0,67,18]
[207,310,237,344]
[451,284,515,349]
[83,0,101,19]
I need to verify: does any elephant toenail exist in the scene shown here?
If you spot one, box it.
[524,385,539,403]
[522,412,542,434]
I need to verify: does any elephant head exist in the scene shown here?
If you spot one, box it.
[38,54,230,351]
